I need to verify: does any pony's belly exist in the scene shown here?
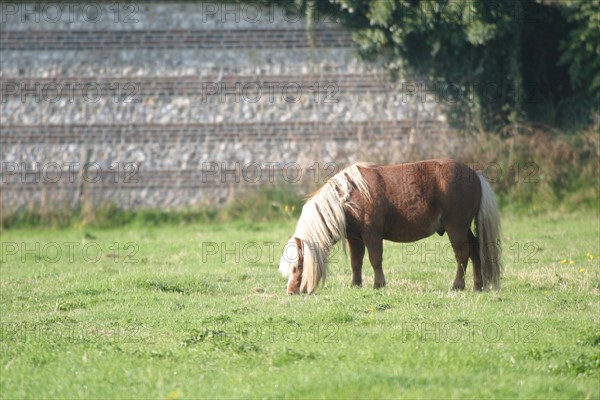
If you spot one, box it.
[383,228,435,243]
[382,214,442,243]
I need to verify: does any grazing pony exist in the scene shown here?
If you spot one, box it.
[279,159,501,294]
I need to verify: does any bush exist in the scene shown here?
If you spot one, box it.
[462,117,599,213]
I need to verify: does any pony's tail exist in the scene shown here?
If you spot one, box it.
[476,173,502,290]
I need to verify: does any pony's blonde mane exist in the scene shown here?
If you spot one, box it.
[293,163,373,293]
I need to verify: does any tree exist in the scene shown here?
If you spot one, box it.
[559,0,600,99]
[294,0,598,132]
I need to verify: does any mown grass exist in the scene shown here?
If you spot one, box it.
[0,212,599,399]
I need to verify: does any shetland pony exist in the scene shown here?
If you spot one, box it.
[279,159,501,294]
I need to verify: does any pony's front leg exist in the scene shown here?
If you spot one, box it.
[364,235,386,289]
[348,238,365,286]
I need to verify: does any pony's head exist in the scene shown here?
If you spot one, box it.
[278,163,372,295]
[279,237,305,295]
[279,236,326,295]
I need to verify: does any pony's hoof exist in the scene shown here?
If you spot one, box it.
[373,281,386,289]
[451,283,465,291]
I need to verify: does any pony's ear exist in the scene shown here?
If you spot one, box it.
[294,237,304,268]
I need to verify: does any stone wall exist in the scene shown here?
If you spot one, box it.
[0,1,461,211]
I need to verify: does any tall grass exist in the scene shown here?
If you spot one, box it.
[0,185,306,230]
[2,122,598,230]
[461,118,599,213]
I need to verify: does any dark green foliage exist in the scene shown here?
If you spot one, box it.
[559,0,600,99]
[293,0,598,130]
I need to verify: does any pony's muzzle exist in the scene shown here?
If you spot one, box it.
[286,281,300,295]
[286,265,303,295]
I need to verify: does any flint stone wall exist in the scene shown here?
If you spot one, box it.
[0,1,463,210]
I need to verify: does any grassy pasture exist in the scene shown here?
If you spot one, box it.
[0,212,598,399]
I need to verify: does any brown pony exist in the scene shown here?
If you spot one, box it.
[279,159,501,294]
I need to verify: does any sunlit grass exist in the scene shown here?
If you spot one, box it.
[0,213,598,398]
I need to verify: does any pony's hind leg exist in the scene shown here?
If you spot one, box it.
[364,235,386,289]
[348,238,365,287]
[468,229,483,291]
[447,228,471,291]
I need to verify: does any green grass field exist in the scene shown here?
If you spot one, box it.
[1,212,599,399]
